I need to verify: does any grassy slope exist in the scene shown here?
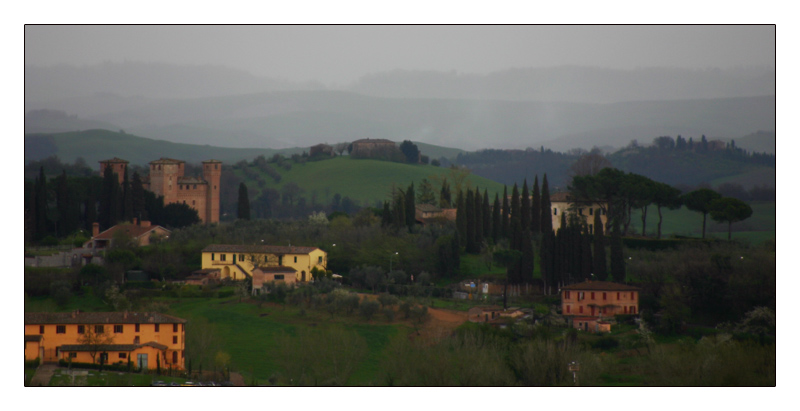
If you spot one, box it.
[628,201,775,244]
[237,156,507,206]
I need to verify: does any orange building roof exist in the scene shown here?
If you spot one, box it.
[92,222,169,241]
[25,312,186,325]
[561,281,639,291]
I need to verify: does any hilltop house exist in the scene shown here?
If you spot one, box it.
[561,281,640,333]
[84,219,171,251]
[549,192,609,233]
[200,244,327,282]
[25,311,186,370]
[251,266,299,294]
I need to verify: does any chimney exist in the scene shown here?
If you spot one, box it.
[124,311,128,319]
[133,218,138,226]
[92,222,100,237]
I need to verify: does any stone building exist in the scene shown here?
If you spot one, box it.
[98,157,222,223]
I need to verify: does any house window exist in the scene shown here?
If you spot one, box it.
[294,256,297,263]
[579,292,584,300]
[578,208,583,215]
[318,256,323,264]
[100,353,108,363]
[173,351,178,364]
[173,324,178,332]
[192,200,196,205]
[221,254,226,261]
[240,254,244,261]
[134,336,140,344]
[565,291,570,299]
[631,306,636,314]
[114,325,123,333]
[624,306,628,314]
[56,325,66,334]
[553,208,558,215]
[173,336,178,344]
[591,292,595,300]
[589,208,594,216]
[194,184,197,189]
[603,293,607,301]
[179,185,183,190]
[95,325,104,334]
[155,324,160,332]
[211,253,215,261]
[631,292,636,299]
[274,274,284,280]
[617,292,620,300]
[39,325,44,334]
[69,352,77,358]
[579,306,584,314]
[135,323,140,332]
[78,325,85,334]
[566,305,571,313]
[119,353,127,359]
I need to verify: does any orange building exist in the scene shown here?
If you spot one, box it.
[24,311,186,370]
[84,219,171,251]
[561,281,640,332]
[98,157,222,223]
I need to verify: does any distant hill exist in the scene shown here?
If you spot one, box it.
[734,130,776,154]
[25,109,120,134]
[25,91,776,152]
[24,129,304,166]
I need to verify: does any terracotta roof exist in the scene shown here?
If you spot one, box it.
[92,223,170,241]
[561,281,640,291]
[25,312,186,325]
[255,266,298,273]
[25,335,43,342]
[202,244,320,254]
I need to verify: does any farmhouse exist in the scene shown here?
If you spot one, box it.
[550,192,609,233]
[84,219,170,251]
[350,138,397,158]
[24,311,186,370]
[200,244,327,282]
[561,281,640,333]
[252,266,299,294]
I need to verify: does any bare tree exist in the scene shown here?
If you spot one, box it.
[78,324,115,364]
[569,151,612,179]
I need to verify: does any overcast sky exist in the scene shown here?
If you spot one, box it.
[24,25,775,86]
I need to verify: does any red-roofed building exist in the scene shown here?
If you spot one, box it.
[561,281,640,332]
[201,244,327,282]
[84,219,171,251]
[252,266,299,294]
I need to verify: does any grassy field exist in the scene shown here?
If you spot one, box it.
[48,369,189,387]
[236,156,507,206]
[627,201,775,244]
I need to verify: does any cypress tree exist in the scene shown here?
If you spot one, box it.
[540,174,553,234]
[509,184,522,283]
[483,189,491,245]
[237,183,251,220]
[501,186,510,239]
[466,189,477,253]
[593,211,608,280]
[131,172,147,221]
[55,170,76,237]
[609,218,625,283]
[122,168,133,222]
[381,201,392,228]
[492,193,501,243]
[539,175,554,293]
[456,191,466,247]
[520,223,534,283]
[531,176,541,235]
[84,185,97,232]
[99,166,121,229]
[392,191,406,231]
[405,182,416,232]
[473,187,483,247]
[440,179,452,208]
[581,224,593,281]
[34,167,48,240]
[521,180,531,232]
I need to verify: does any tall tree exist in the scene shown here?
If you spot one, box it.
[501,186,510,239]
[681,188,722,239]
[439,179,452,208]
[520,180,531,233]
[130,172,147,221]
[473,187,484,247]
[491,193,501,243]
[530,176,541,235]
[417,178,437,206]
[652,182,682,239]
[399,140,421,164]
[482,190,491,245]
[456,191,466,247]
[405,182,416,232]
[509,184,522,282]
[121,168,133,222]
[99,166,121,229]
[465,189,477,253]
[34,167,49,240]
[539,175,554,294]
[609,219,625,283]
[237,183,251,220]
[592,211,607,280]
[709,197,753,241]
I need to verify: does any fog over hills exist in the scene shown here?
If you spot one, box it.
[25,62,775,152]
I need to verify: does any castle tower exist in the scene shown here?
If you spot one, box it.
[148,158,185,205]
[99,158,129,185]
[202,160,222,223]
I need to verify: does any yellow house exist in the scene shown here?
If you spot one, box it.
[550,192,609,234]
[24,311,186,370]
[201,244,327,282]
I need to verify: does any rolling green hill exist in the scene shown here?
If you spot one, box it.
[233,156,506,207]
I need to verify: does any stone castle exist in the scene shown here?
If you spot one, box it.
[99,157,221,223]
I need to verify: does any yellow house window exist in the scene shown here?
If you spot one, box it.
[294,256,297,263]
[114,325,123,333]
[95,325,104,334]
[211,253,215,261]
[56,325,66,334]
[77,325,85,334]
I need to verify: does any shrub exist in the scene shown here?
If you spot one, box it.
[359,299,380,321]
[589,336,619,350]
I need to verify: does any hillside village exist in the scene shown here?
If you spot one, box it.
[24,137,775,387]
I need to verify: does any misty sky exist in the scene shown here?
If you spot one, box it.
[25,25,775,86]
